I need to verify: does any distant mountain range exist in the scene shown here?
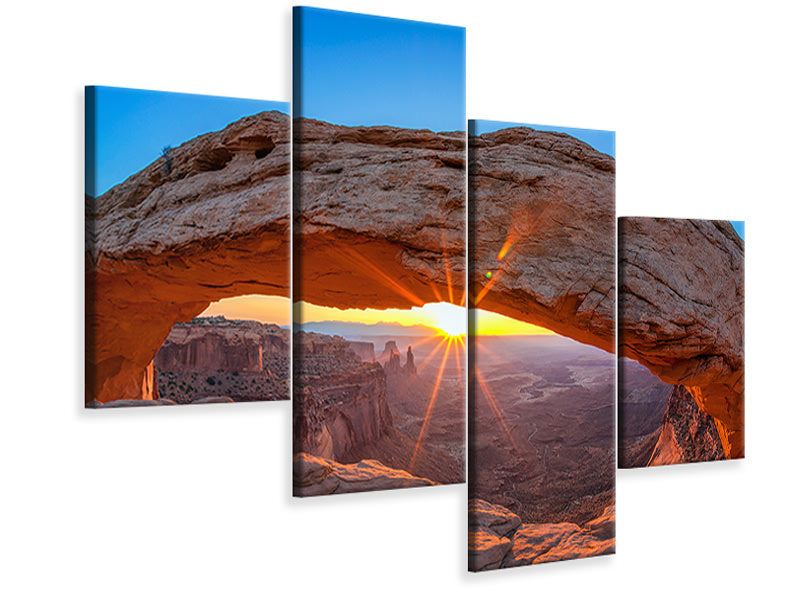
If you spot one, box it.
[298,320,439,338]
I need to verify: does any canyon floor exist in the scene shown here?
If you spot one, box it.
[470,335,615,526]
[467,335,616,569]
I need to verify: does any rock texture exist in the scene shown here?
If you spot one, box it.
[468,499,615,571]
[383,344,417,376]
[469,128,616,353]
[294,332,393,461]
[86,111,290,405]
[293,453,436,496]
[153,316,289,403]
[155,316,288,374]
[619,217,744,458]
[293,118,465,311]
[648,386,726,466]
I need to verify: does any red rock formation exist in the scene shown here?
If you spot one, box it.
[154,316,288,374]
[469,128,616,353]
[619,218,744,458]
[293,453,436,496]
[468,499,614,571]
[293,334,393,461]
[378,340,400,363]
[647,385,726,466]
[85,111,290,405]
[293,118,465,311]
[346,341,375,362]
[404,346,416,375]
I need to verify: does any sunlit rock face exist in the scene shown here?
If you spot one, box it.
[619,217,744,458]
[469,128,616,353]
[648,386,727,466]
[293,118,465,311]
[86,111,290,405]
[293,453,436,496]
[468,499,615,571]
[155,317,288,374]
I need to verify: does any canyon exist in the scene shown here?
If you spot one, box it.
[154,316,289,403]
[293,329,464,495]
[470,336,615,535]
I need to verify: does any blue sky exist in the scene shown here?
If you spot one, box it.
[293,7,465,132]
[86,86,288,196]
[470,119,616,157]
[730,220,744,239]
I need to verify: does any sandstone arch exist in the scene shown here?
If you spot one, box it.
[86,112,290,405]
[293,118,466,311]
[618,217,744,458]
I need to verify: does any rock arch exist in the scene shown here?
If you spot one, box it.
[85,112,290,405]
[88,116,743,460]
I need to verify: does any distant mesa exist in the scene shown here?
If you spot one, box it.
[154,316,289,403]
[379,340,400,361]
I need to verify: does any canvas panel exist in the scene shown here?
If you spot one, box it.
[85,86,291,408]
[467,119,616,570]
[292,7,467,496]
[617,217,745,467]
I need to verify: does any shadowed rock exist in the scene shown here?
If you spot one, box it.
[86,111,290,405]
[619,217,744,458]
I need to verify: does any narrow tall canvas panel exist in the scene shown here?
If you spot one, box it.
[85,87,291,408]
[467,120,616,570]
[292,7,466,496]
[618,217,745,467]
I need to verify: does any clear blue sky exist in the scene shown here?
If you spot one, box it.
[730,220,744,239]
[86,86,288,196]
[293,7,465,132]
[470,119,616,157]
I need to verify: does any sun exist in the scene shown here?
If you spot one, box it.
[428,302,466,337]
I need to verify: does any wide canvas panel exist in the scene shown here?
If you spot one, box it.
[467,120,616,570]
[618,217,745,467]
[85,87,291,408]
[292,7,466,495]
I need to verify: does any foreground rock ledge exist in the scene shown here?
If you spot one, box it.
[468,499,615,571]
[86,111,290,405]
[293,452,436,496]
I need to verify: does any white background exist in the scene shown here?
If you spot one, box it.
[1,1,798,598]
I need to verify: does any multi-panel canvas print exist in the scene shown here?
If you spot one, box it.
[467,120,616,570]
[618,217,745,467]
[292,7,467,495]
[85,87,291,407]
